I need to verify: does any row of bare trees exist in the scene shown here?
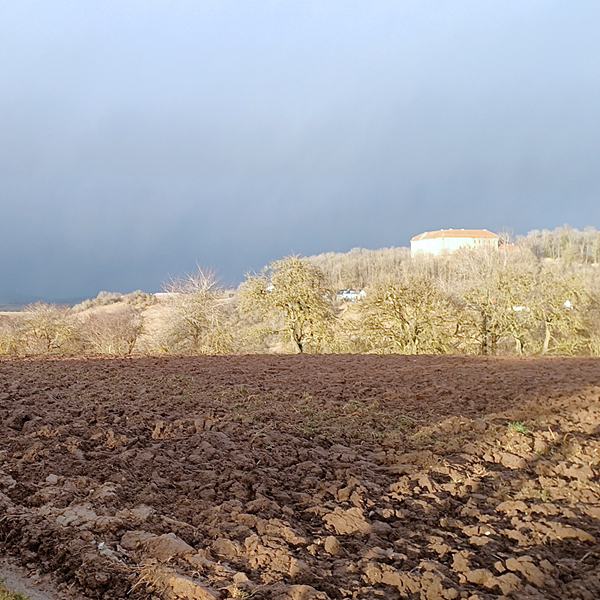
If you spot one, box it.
[1,231,599,356]
[152,248,600,356]
[517,225,600,264]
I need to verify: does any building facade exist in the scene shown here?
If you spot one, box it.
[410,229,499,256]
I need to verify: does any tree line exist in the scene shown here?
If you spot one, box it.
[1,226,599,357]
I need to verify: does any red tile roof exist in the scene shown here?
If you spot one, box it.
[411,229,498,242]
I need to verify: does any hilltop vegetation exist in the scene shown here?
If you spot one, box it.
[1,226,600,357]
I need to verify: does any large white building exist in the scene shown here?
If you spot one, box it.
[410,229,499,256]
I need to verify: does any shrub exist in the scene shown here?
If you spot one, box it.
[0,316,18,355]
[157,269,234,354]
[19,302,79,354]
[80,306,144,355]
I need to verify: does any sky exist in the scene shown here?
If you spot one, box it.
[1,1,600,303]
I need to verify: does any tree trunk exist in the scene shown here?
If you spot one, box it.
[481,313,488,355]
[514,337,523,355]
[291,330,303,353]
[541,321,551,355]
[490,333,498,356]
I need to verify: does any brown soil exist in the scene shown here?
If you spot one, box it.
[1,355,600,600]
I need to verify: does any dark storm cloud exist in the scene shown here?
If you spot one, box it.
[1,1,600,302]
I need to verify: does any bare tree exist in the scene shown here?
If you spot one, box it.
[358,271,457,354]
[577,264,600,356]
[0,315,18,354]
[239,256,334,353]
[80,306,144,355]
[460,261,538,355]
[159,268,233,354]
[19,302,78,354]
[531,266,587,355]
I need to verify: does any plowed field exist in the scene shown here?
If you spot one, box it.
[1,355,600,600]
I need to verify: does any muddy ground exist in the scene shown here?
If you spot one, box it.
[0,556,85,600]
[1,355,600,600]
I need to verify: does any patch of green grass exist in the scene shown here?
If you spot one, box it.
[0,581,30,600]
[507,421,531,435]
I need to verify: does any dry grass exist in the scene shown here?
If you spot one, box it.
[217,384,418,442]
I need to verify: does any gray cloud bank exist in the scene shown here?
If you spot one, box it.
[1,1,600,303]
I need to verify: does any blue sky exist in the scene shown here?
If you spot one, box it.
[1,1,599,302]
